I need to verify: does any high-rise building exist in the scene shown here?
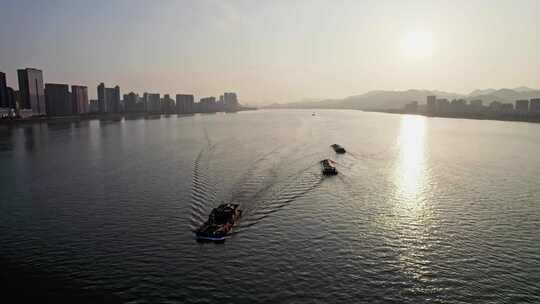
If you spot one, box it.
[142,93,148,112]
[89,99,99,113]
[216,95,225,111]
[97,83,106,113]
[176,94,194,114]
[113,86,120,112]
[529,98,540,114]
[0,71,8,108]
[97,83,120,113]
[199,96,217,113]
[71,85,88,114]
[146,93,161,112]
[6,87,18,110]
[515,99,529,114]
[426,95,436,113]
[124,92,140,112]
[105,86,121,113]
[223,92,239,111]
[161,94,175,114]
[45,83,72,116]
[18,68,46,115]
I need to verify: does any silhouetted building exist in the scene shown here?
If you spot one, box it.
[176,94,194,114]
[71,85,88,114]
[224,92,239,111]
[89,99,99,113]
[124,92,141,112]
[97,83,106,112]
[6,87,18,112]
[142,93,148,112]
[18,68,46,115]
[199,96,217,113]
[0,71,7,108]
[97,83,120,113]
[146,93,161,112]
[529,98,540,115]
[161,94,175,113]
[106,86,121,113]
[515,100,529,114]
[45,83,72,116]
[426,95,436,113]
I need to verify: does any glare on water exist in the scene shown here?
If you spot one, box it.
[393,115,428,205]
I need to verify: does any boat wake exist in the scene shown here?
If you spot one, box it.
[237,165,323,230]
[188,142,324,235]
[189,148,217,231]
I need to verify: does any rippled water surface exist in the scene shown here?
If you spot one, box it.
[1,110,539,303]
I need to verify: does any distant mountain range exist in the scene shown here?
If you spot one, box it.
[267,87,540,110]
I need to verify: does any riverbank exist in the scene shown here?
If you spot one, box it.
[366,109,540,124]
[0,108,257,126]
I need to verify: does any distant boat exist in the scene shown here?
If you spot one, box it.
[331,144,346,154]
[195,203,242,243]
[320,159,338,176]
[312,112,316,116]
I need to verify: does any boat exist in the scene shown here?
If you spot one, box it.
[195,203,242,242]
[331,144,346,154]
[320,159,338,175]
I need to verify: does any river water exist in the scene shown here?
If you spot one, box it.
[1,110,539,303]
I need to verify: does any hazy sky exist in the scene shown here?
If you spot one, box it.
[1,0,539,104]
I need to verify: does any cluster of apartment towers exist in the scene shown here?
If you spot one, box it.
[404,95,540,116]
[0,68,240,118]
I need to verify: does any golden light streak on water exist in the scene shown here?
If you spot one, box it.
[394,115,428,205]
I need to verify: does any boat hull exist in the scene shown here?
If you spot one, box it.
[320,159,338,175]
[195,205,242,243]
[331,144,346,154]
[194,235,228,243]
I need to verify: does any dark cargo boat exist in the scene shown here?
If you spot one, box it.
[331,144,346,154]
[320,159,338,176]
[195,203,242,242]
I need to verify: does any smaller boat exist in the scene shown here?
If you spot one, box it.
[195,203,242,242]
[312,112,316,116]
[331,144,346,154]
[320,159,338,175]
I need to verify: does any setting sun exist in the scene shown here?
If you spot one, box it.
[400,29,434,60]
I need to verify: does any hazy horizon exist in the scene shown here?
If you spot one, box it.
[1,0,539,104]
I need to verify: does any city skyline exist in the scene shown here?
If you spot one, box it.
[1,0,540,104]
[0,64,242,118]
[2,64,540,120]
[1,66,538,108]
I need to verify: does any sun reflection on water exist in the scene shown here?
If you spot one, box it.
[394,115,428,204]
[392,115,437,292]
